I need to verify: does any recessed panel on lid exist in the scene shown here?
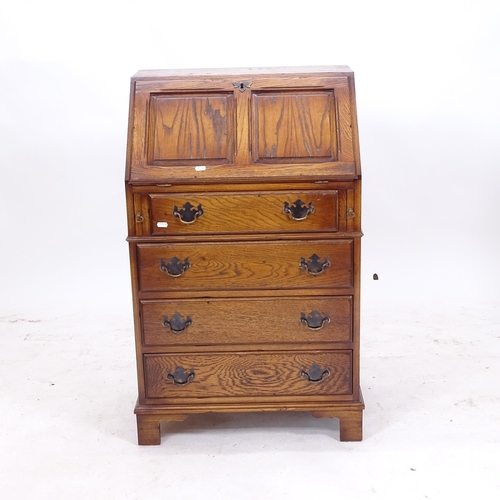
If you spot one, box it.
[148,93,234,166]
[252,91,337,164]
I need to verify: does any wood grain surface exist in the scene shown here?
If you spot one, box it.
[126,67,364,444]
[148,190,339,234]
[252,91,336,162]
[148,93,234,165]
[137,239,353,292]
[141,296,352,347]
[127,68,360,183]
[144,350,352,399]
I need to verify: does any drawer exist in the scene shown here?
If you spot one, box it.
[144,350,352,399]
[141,296,352,347]
[137,239,353,292]
[146,191,338,235]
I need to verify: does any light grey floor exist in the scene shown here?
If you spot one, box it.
[1,299,498,499]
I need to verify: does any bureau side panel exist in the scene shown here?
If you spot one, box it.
[351,179,362,399]
[128,242,147,402]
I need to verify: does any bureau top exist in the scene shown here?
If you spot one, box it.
[126,66,361,184]
[132,66,353,80]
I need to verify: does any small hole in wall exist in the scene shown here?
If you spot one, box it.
[373,273,379,280]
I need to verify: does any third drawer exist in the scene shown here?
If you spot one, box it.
[141,296,353,347]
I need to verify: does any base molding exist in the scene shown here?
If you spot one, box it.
[134,390,364,445]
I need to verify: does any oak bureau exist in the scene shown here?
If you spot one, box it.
[125,66,364,444]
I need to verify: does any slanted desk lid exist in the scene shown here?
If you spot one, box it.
[125,67,361,184]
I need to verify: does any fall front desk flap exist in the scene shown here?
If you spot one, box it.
[126,66,361,184]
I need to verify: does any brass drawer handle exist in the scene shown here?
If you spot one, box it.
[299,254,331,276]
[173,202,204,224]
[162,313,192,334]
[166,366,196,385]
[300,364,330,383]
[160,257,190,277]
[300,311,330,331]
[283,199,314,221]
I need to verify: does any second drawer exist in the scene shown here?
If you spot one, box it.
[137,239,353,292]
[141,296,352,347]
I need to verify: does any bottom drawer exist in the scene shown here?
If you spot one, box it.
[144,350,352,400]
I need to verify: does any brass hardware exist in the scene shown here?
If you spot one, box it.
[156,183,172,187]
[232,81,252,92]
[166,366,196,385]
[314,180,329,184]
[299,254,331,276]
[300,311,330,331]
[162,313,193,334]
[347,208,355,219]
[300,364,330,383]
[283,199,315,221]
[160,257,190,277]
[135,213,144,223]
[173,202,204,224]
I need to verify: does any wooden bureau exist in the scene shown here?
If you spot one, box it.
[125,66,364,444]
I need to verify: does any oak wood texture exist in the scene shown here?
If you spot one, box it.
[126,66,364,445]
[148,93,234,166]
[135,391,364,443]
[128,162,357,185]
[130,183,360,236]
[126,67,359,183]
[252,91,337,163]
[146,190,339,235]
[137,240,353,292]
[141,296,352,347]
[136,413,188,445]
[144,350,352,400]
[136,414,161,445]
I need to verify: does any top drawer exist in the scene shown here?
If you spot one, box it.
[133,189,356,235]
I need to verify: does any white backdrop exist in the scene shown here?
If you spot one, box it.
[1,0,499,315]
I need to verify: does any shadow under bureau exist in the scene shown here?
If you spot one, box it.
[125,66,364,444]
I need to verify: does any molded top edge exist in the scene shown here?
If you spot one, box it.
[132,66,353,80]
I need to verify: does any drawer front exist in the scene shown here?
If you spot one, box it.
[148,191,338,235]
[142,296,352,347]
[137,240,353,292]
[144,350,352,399]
